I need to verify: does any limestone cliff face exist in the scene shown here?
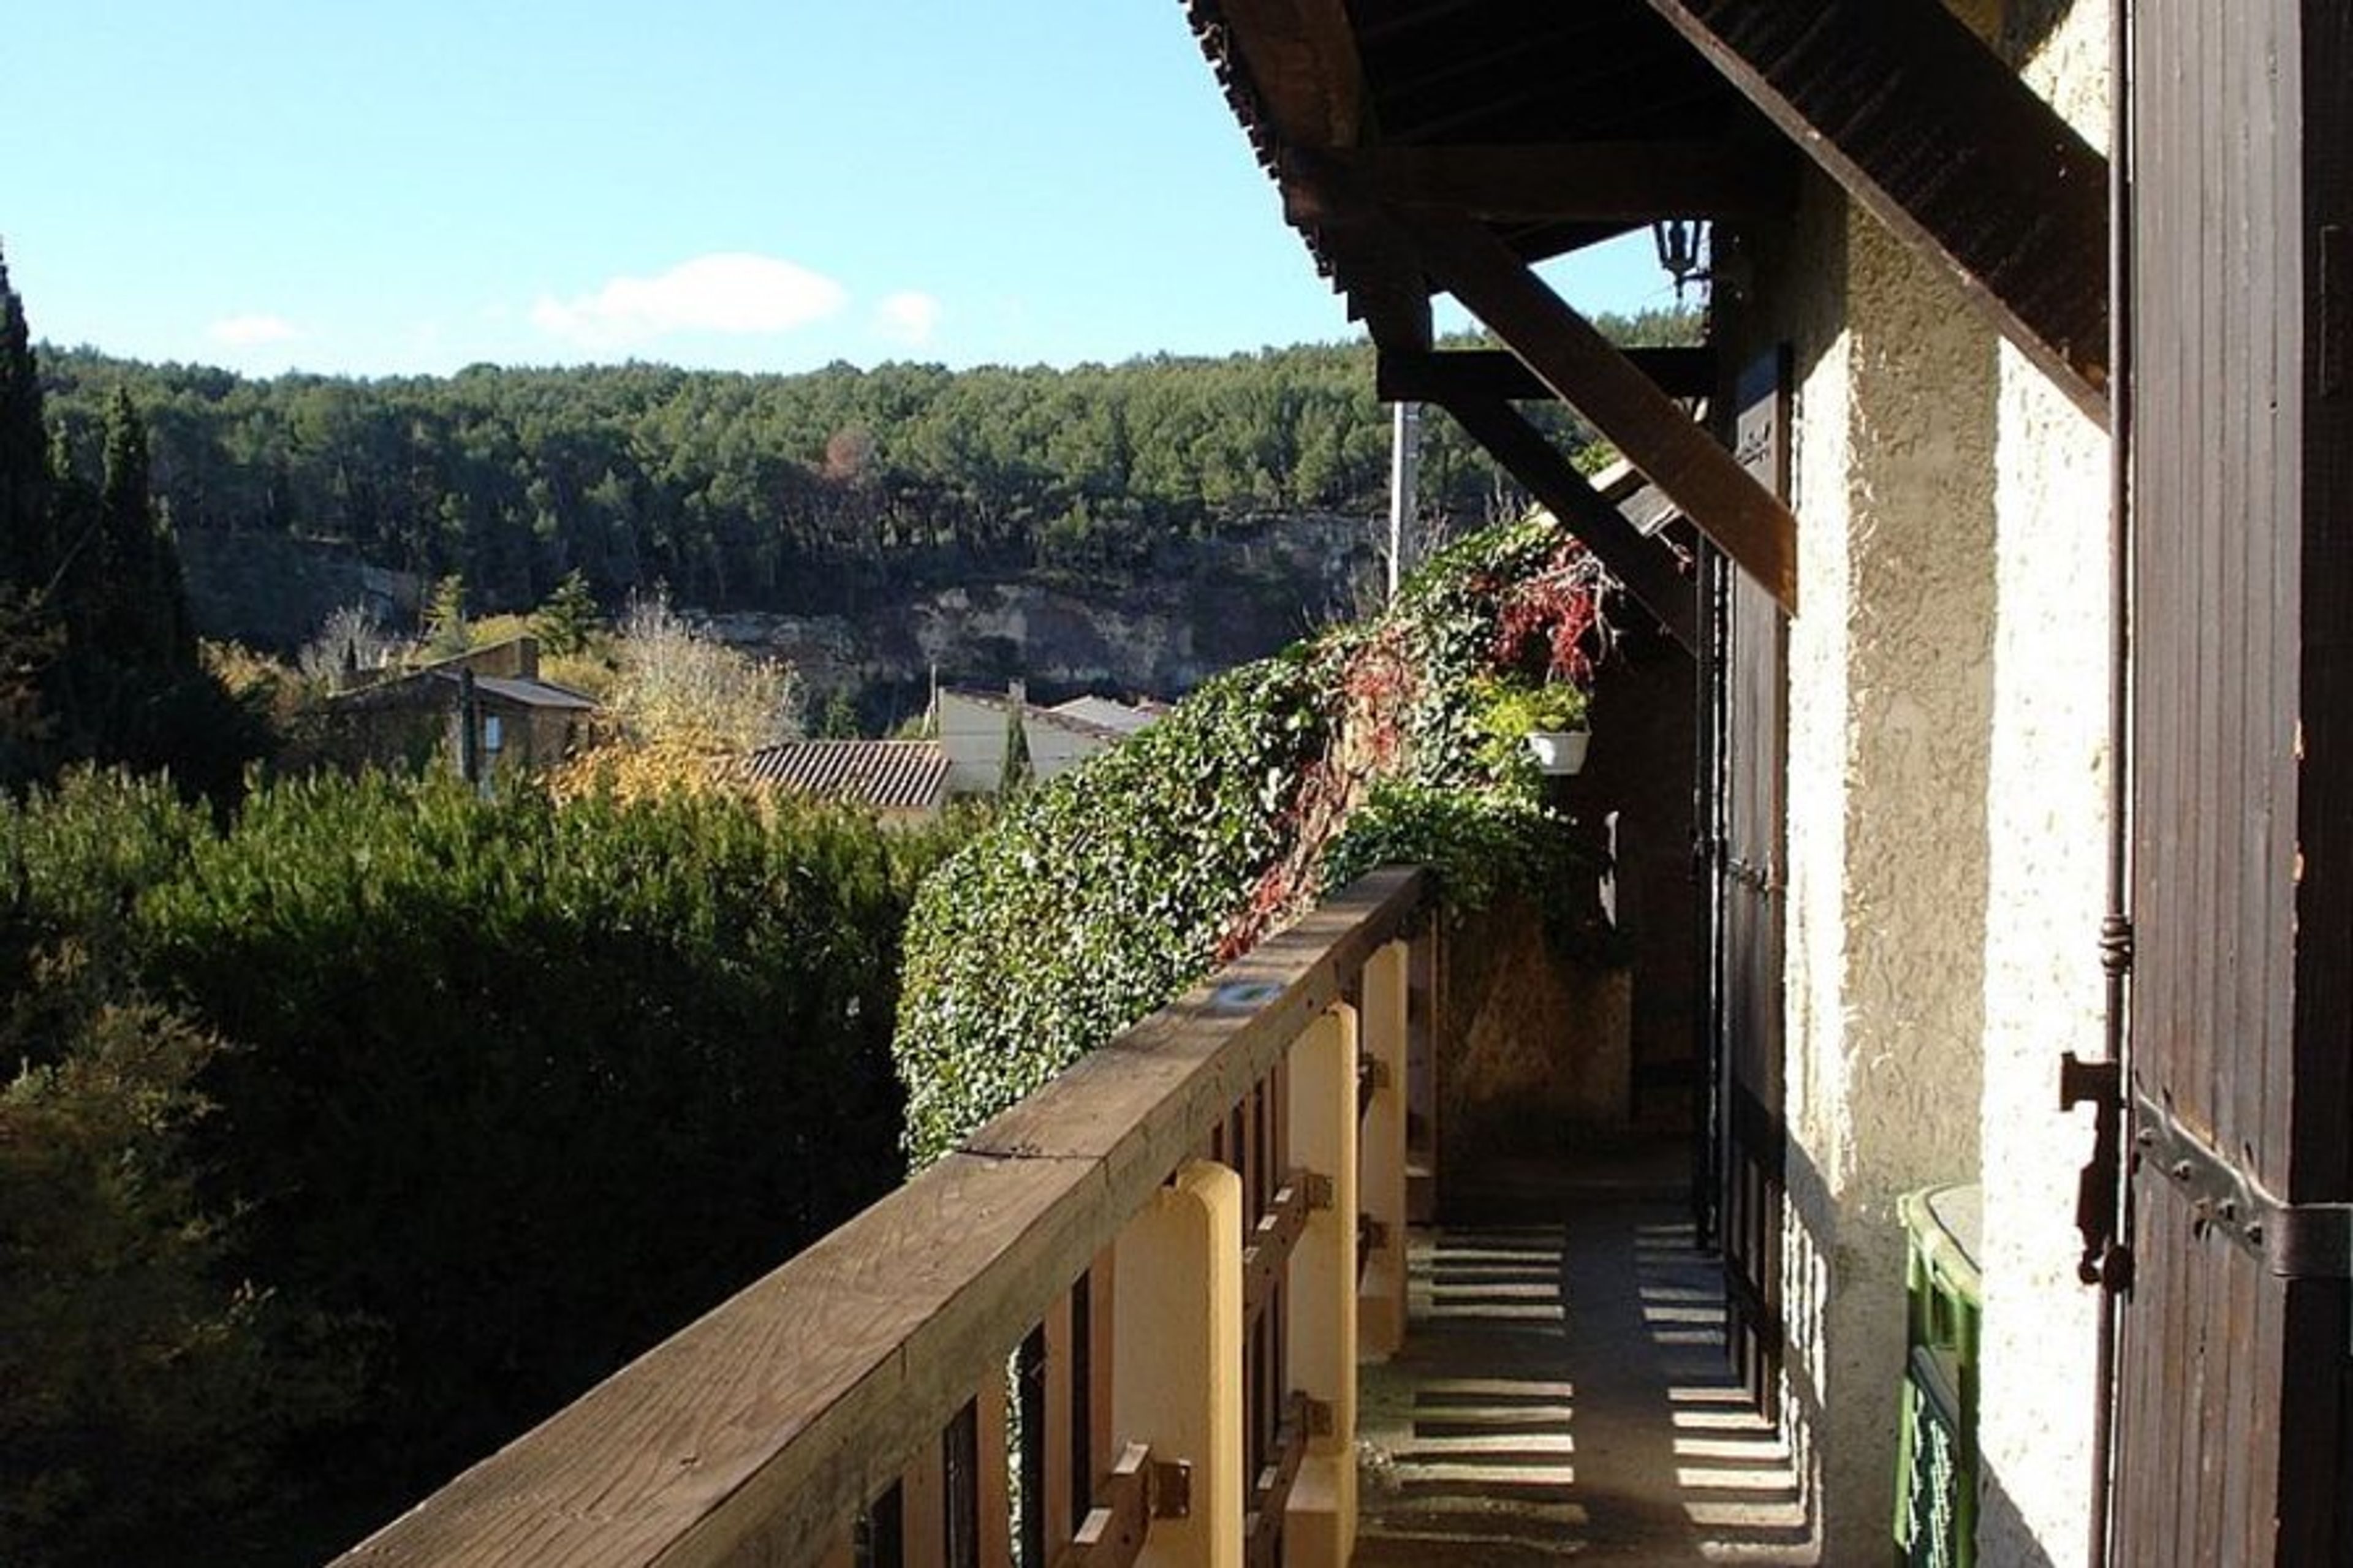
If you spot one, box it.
[188,512,1379,711]
[697,513,1380,709]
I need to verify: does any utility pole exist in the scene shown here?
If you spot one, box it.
[1386,400,1422,600]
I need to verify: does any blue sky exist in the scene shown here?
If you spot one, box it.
[8,1,1678,378]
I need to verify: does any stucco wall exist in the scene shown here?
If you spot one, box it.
[1973,3,2112,1562]
[1734,6,2116,1561]
[1744,159,2006,1559]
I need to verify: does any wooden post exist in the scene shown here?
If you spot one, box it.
[1283,1006,1358,1566]
[1113,1161,1243,1568]
[1406,926,1440,1225]
[903,1430,946,1568]
[1042,1293,1078,1555]
[1358,943,1410,1360]
[976,1365,1014,1568]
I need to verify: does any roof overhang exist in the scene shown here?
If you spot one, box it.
[1184,0,2113,620]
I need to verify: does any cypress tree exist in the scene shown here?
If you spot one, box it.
[532,567,599,657]
[0,248,61,780]
[0,243,53,594]
[78,388,194,676]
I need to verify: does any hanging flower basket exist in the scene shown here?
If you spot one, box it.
[1525,729,1590,775]
[1473,674,1593,778]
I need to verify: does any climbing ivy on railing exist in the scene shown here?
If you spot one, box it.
[892,512,1615,1166]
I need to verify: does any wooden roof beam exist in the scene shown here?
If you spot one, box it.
[1640,0,2110,424]
[1339,141,1794,222]
[1398,206,1798,610]
[1210,0,1370,149]
[1380,346,1718,403]
[1434,392,1699,653]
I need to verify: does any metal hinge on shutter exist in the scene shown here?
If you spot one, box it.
[2131,1089,2353,1353]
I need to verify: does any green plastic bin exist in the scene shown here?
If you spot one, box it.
[1894,1183,1982,1568]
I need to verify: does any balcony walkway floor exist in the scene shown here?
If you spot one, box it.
[1352,1145,1815,1564]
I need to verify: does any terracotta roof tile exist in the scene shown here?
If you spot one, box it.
[731,740,950,811]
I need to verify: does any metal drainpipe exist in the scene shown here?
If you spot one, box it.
[2090,0,2137,1561]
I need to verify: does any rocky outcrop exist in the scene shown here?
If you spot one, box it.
[699,513,1382,711]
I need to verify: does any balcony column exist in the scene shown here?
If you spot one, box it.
[1358,942,1410,1359]
[1114,1159,1243,1568]
[1285,1004,1360,1566]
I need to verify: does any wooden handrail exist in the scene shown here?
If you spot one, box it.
[335,866,1430,1568]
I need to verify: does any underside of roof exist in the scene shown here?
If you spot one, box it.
[1181,0,2112,624]
[1188,0,1779,297]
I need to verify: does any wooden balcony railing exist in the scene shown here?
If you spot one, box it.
[335,865,1433,1568]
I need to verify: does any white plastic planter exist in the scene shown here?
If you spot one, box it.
[1526,729,1590,775]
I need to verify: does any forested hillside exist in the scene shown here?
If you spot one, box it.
[37,312,1692,631]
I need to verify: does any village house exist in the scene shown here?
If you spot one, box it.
[327,634,599,779]
[730,685,1163,825]
[934,683,1164,793]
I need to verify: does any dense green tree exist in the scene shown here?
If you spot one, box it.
[422,574,469,656]
[531,567,599,656]
[1,275,250,793]
[0,246,52,593]
[80,390,195,676]
[30,311,1698,630]
[0,770,965,1563]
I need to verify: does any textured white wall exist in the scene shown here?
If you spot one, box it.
[1973,4,2113,1562]
[1749,7,2116,1560]
[1751,152,2007,1559]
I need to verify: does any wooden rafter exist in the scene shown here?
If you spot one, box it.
[1400,208,1798,610]
[1213,0,1369,149]
[1436,392,1699,653]
[1338,140,1793,222]
[1641,0,2110,423]
[1379,346,1718,403]
[1278,147,1434,351]
[1214,0,1437,348]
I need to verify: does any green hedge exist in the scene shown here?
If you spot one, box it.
[892,513,1610,1166]
[0,770,955,1564]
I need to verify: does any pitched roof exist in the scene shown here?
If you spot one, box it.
[731,740,950,811]
[946,688,1166,743]
[470,675,601,711]
[1047,695,1164,735]
[330,667,599,713]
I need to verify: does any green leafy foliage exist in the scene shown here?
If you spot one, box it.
[0,768,961,1561]
[1,991,361,1568]
[892,512,1613,1165]
[894,657,1327,1164]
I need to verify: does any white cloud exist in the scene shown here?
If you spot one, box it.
[874,290,942,347]
[530,252,848,350]
[208,313,299,347]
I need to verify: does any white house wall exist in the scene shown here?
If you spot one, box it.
[935,689,1118,791]
[1974,3,2112,1561]
[1746,5,2115,1559]
[938,691,1012,795]
[1752,169,2015,1564]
